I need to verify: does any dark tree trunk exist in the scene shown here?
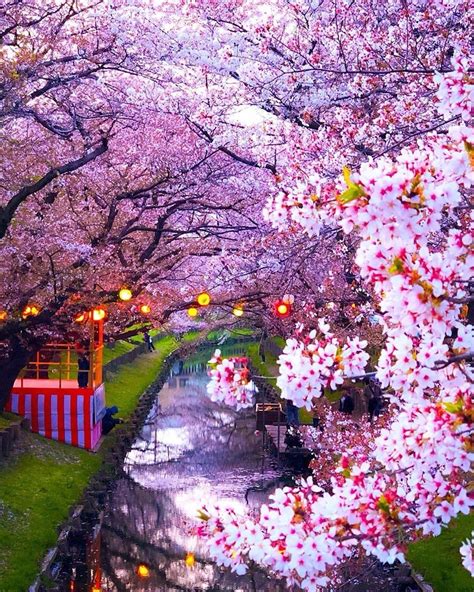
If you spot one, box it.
[0,337,35,412]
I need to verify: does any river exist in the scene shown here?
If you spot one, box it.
[48,348,401,592]
[55,349,290,591]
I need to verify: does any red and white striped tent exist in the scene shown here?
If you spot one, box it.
[8,322,106,450]
[7,380,105,450]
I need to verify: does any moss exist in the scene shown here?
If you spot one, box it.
[407,513,474,592]
[0,412,19,430]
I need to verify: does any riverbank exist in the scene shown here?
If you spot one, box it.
[0,334,185,591]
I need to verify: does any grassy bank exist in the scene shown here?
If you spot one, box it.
[408,513,474,592]
[0,334,183,591]
[102,339,137,364]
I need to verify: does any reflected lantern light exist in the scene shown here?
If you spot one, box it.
[197,292,211,306]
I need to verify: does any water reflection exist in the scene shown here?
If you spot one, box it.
[69,360,290,592]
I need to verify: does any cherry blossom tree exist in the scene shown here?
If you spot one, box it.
[1,5,472,587]
[0,1,280,410]
[190,11,473,585]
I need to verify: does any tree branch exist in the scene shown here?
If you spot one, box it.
[0,138,108,239]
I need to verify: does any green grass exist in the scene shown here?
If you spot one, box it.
[408,513,474,592]
[105,334,179,418]
[183,330,202,342]
[247,341,280,382]
[0,332,191,591]
[0,440,101,591]
[102,339,137,365]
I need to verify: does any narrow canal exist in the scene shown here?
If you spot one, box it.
[50,347,401,592]
[57,347,291,591]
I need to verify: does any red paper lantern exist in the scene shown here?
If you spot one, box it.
[273,300,292,318]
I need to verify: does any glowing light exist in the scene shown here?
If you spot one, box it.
[137,564,150,578]
[92,307,106,321]
[185,552,195,568]
[0,310,7,321]
[197,292,211,306]
[91,587,101,592]
[327,302,335,310]
[139,304,151,315]
[118,287,132,301]
[188,307,198,317]
[74,312,88,323]
[232,304,244,317]
[22,304,41,319]
[274,299,291,318]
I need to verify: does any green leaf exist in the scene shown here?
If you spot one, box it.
[342,166,352,185]
[388,257,404,274]
[443,400,463,414]
[377,495,391,514]
[337,184,366,204]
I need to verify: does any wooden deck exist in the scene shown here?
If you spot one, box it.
[264,424,312,458]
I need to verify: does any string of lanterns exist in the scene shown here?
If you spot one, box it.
[187,292,211,317]
[0,289,297,325]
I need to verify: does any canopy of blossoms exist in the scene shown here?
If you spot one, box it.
[0,1,472,589]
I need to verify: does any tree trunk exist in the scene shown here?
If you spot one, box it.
[0,337,34,412]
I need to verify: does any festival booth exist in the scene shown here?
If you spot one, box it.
[6,317,106,450]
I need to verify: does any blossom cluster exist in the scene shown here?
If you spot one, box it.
[276,320,369,410]
[307,406,389,485]
[206,349,256,410]
[262,176,329,237]
[435,53,473,122]
[198,384,473,590]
